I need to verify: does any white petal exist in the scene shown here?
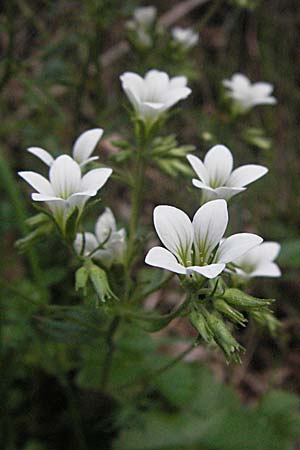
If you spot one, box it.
[32,193,63,202]
[192,199,228,261]
[187,154,209,183]
[79,156,99,168]
[95,208,116,243]
[120,72,145,107]
[27,147,54,166]
[145,70,169,93]
[230,73,251,90]
[153,205,193,263]
[252,96,277,106]
[74,232,98,255]
[80,168,112,192]
[215,233,263,263]
[237,241,280,265]
[188,263,225,279]
[251,82,274,98]
[213,186,246,200]
[204,145,233,186]
[145,247,186,274]
[251,262,281,278]
[72,129,103,165]
[49,155,81,198]
[227,165,268,187]
[19,171,54,195]
[169,76,188,88]
[163,87,192,108]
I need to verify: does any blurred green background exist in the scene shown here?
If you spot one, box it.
[1,0,300,449]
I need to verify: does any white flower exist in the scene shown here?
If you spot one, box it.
[74,208,126,267]
[233,242,281,278]
[19,155,112,228]
[133,6,157,26]
[171,27,199,49]
[222,73,277,110]
[145,199,263,279]
[187,145,268,202]
[27,128,104,168]
[120,69,191,121]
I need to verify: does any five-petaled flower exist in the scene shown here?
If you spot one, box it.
[74,208,126,268]
[233,242,281,278]
[145,199,263,279]
[187,144,268,202]
[27,128,104,168]
[171,27,199,49]
[222,73,277,110]
[120,69,191,122]
[19,154,112,230]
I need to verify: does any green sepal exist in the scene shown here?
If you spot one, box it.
[251,308,281,337]
[85,261,118,306]
[213,298,247,327]
[75,266,89,296]
[220,288,275,310]
[203,310,245,364]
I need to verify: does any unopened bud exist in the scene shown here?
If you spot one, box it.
[86,262,117,306]
[75,266,89,296]
[204,311,245,363]
[190,309,214,344]
[220,288,274,310]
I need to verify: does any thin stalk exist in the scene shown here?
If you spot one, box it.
[100,316,121,391]
[0,153,44,290]
[118,339,198,392]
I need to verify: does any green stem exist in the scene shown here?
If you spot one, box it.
[0,153,44,289]
[100,316,121,391]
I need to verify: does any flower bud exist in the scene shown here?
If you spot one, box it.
[220,288,274,310]
[86,261,117,306]
[190,309,214,344]
[75,266,89,296]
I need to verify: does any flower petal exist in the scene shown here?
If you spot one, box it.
[204,145,233,186]
[120,72,145,108]
[227,164,268,188]
[169,76,188,88]
[72,129,103,165]
[153,205,193,263]
[18,171,54,195]
[95,208,117,243]
[27,147,54,166]
[188,263,225,279]
[163,87,192,108]
[215,233,263,264]
[49,155,81,198]
[213,186,246,200]
[80,168,112,192]
[187,154,209,183]
[145,246,186,274]
[251,262,281,277]
[192,199,228,261]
